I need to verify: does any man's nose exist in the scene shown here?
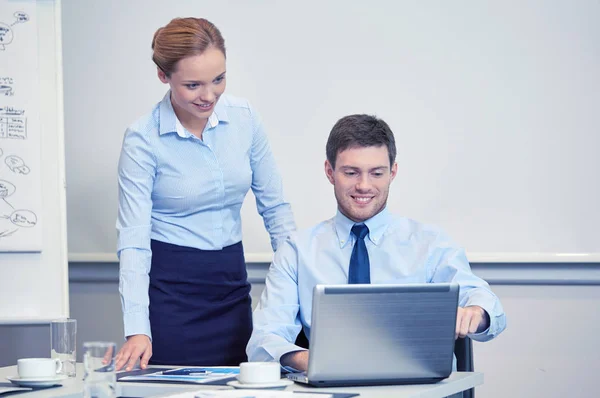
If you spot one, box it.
[355,175,371,192]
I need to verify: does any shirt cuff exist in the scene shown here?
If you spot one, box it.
[123,311,152,341]
[280,365,301,374]
[465,297,503,340]
[470,309,491,336]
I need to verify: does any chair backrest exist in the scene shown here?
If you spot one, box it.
[295,328,310,349]
[455,336,475,398]
[455,336,474,371]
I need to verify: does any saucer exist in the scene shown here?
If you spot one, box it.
[6,375,68,388]
[227,379,293,390]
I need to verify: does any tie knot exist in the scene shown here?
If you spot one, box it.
[351,224,369,240]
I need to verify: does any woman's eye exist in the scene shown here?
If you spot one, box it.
[185,84,199,89]
[214,76,225,84]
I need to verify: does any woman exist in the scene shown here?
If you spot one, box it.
[114,17,295,370]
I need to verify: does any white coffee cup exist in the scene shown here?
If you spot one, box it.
[238,362,280,384]
[17,358,62,379]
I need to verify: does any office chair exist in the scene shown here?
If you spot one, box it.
[295,328,310,349]
[455,336,475,398]
[295,331,475,398]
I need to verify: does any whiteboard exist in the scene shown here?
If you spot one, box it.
[0,0,42,252]
[0,0,69,324]
[62,0,600,264]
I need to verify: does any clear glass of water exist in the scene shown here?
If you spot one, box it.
[50,318,77,377]
[83,341,117,398]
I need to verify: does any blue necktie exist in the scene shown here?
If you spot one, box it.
[348,224,370,284]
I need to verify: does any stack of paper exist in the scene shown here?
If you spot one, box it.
[119,367,239,384]
[161,391,334,398]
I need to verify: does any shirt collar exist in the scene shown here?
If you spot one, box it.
[334,207,391,248]
[158,91,229,137]
[212,95,229,125]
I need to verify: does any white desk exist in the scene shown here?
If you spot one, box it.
[0,364,483,398]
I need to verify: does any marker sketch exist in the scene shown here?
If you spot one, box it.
[5,155,30,174]
[10,209,36,227]
[0,179,16,210]
[0,11,29,51]
[0,77,14,96]
[0,178,37,238]
[0,106,27,139]
[0,146,38,239]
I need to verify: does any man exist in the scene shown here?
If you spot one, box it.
[247,114,506,371]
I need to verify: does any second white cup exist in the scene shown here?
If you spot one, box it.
[238,362,280,384]
[17,358,62,379]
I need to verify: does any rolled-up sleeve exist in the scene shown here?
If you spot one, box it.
[116,128,156,339]
[428,231,507,342]
[247,237,306,362]
[248,108,296,251]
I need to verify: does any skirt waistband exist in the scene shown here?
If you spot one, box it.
[150,239,243,254]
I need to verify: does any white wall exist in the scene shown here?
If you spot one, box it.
[61,0,600,261]
[475,285,600,397]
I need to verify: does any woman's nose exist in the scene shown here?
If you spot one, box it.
[199,88,216,103]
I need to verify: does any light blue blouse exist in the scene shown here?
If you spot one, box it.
[117,92,296,338]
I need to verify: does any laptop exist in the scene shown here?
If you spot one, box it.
[286,283,459,387]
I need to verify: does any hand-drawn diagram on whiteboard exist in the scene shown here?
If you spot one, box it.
[0,77,13,97]
[0,106,26,139]
[0,11,29,51]
[0,1,41,251]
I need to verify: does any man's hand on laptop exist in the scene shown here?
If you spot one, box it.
[281,350,310,372]
[455,306,490,339]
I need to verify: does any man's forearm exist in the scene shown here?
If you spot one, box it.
[280,350,309,372]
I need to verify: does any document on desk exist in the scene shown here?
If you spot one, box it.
[118,367,239,384]
[195,392,333,398]
[158,390,358,398]
[161,391,347,398]
[0,385,33,394]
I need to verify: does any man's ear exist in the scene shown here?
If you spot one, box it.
[157,67,169,84]
[324,160,335,185]
[390,162,398,181]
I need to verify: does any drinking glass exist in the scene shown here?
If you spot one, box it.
[82,341,117,398]
[50,318,77,377]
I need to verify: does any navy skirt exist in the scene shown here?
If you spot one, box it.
[148,240,252,366]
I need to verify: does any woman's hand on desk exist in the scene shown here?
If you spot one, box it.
[114,334,152,371]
